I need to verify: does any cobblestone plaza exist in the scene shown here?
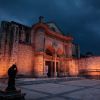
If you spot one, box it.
[0,78,100,100]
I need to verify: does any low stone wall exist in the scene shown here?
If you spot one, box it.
[77,56,100,79]
[67,56,100,79]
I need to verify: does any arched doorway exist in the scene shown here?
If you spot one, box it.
[45,47,59,77]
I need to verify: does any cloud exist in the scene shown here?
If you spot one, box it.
[0,0,100,55]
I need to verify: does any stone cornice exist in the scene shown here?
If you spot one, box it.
[32,23,73,42]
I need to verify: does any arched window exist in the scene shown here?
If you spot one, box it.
[45,49,53,56]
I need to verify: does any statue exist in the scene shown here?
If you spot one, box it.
[6,64,18,92]
[0,64,25,100]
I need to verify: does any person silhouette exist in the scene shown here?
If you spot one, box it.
[6,64,18,91]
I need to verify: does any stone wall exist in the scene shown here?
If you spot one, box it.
[17,44,33,75]
[0,57,9,77]
[78,56,100,70]
[68,56,100,78]
[68,59,79,76]
[78,56,100,78]
[35,31,45,52]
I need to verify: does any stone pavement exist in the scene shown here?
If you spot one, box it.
[0,77,100,100]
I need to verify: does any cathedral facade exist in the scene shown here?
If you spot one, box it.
[0,17,78,77]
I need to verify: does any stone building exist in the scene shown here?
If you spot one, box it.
[0,17,99,79]
[0,17,78,77]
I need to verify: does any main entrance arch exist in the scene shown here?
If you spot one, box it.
[45,61,58,77]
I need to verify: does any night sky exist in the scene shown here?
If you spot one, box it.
[0,0,100,55]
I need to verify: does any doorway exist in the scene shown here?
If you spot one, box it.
[45,61,58,77]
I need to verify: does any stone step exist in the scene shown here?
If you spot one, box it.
[16,77,83,86]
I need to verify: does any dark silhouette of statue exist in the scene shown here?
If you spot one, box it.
[6,64,18,92]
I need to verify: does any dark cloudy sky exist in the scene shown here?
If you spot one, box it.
[0,0,100,55]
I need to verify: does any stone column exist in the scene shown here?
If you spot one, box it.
[34,52,44,77]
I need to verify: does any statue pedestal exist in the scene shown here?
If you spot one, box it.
[0,89,26,100]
